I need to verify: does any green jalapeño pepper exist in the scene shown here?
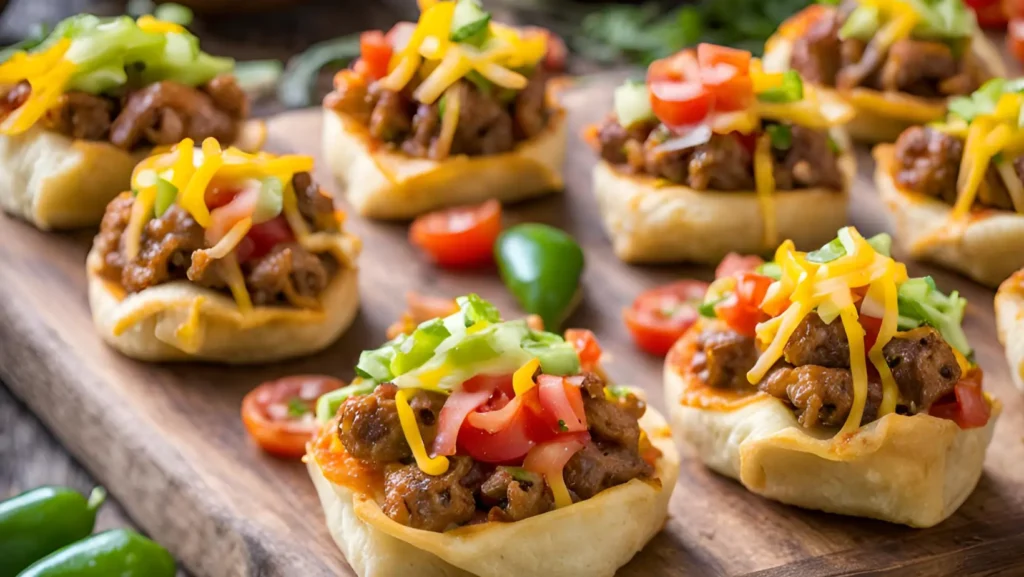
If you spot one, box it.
[0,486,105,577]
[18,529,175,577]
[495,223,584,331]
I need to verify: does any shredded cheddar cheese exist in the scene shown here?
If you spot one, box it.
[396,388,450,475]
[512,358,541,395]
[124,186,157,261]
[753,134,777,249]
[378,0,546,104]
[747,228,909,434]
[548,470,573,509]
[0,39,75,135]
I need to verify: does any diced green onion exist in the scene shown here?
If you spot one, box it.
[154,3,194,27]
[756,70,803,103]
[450,0,492,45]
[153,178,178,218]
[252,177,284,224]
[765,124,792,150]
[315,381,377,422]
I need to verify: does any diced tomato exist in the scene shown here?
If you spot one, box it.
[714,272,773,337]
[700,66,753,112]
[860,314,883,353]
[537,375,587,432]
[241,375,346,459]
[777,5,831,40]
[525,26,567,72]
[409,199,502,268]
[433,386,495,457]
[649,80,714,127]
[205,180,242,210]
[928,368,991,429]
[697,43,752,73]
[1009,19,1024,63]
[237,215,295,263]
[386,21,417,52]
[648,50,701,83]
[715,253,764,280]
[967,0,1007,27]
[624,280,708,356]
[564,328,602,371]
[522,434,588,489]
[359,30,393,80]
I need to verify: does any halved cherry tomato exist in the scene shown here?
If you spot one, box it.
[241,375,345,458]
[624,280,708,356]
[236,215,295,263]
[359,30,393,80]
[564,328,601,371]
[433,385,495,456]
[649,80,714,127]
[715,253,764,280]
[714,272,773,337]
[409,199,502,268]
[929,368,991,429]
[697,43,752,73]
[1009,19,1024,63]
[967,0,1007,27]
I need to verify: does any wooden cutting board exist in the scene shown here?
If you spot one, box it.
[2,75,1024,577]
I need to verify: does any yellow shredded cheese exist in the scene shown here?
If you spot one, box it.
[396,388,450,475]
[378,1,546,103]
[204,217,253,259]
[996,160,1024,213]
[0,38,76,135]
[753,134,777,249]
[179,138,225,227]
[512,358,541,396]
[549,470,573,509]
[174,296,206,353]
[136,15,185,35]
[747,227,910,437]
[219,254,253,314]
[124,186,157,261]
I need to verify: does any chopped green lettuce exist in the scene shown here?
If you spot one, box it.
[896,276,971,356]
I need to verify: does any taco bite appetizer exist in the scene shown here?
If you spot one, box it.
[307,295,679,577]
[876,79,1024,288]
[322,0,566,219]
[87,139,361,363]
[0,13,258,230]
[665,228,999,527]
[764,0,1005,143]
[996,270,1024,391]
[588,43,855,264]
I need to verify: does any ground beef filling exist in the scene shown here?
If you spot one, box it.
[93,171,337,306]
[893,126,1024,211]
[0,74,248,150]
[596,118,844,191]
[789,3,982,97]
[692,317,961,427]
[325,71,549,160]
[336,374,655,532]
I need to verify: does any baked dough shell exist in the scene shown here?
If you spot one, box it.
[85,233,361,364]
[321,107,566,220]
[663,325,1001,528]
[591,148,854,264]
[874,144,1024,288]
[995,270,1024,391]
[306,396,680,577]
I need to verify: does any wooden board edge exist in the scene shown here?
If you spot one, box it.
[0,296,257,577]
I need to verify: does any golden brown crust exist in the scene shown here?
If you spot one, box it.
[664,323,1001,527]
[995,270,1024,391]
[591,146,855,264]
[874,144,1024,288]
[306,393,680,577]
[321,107,566,220]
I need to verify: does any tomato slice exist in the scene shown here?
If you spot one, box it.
[714,272,773,337]
[236,215,295,263]
[697,43,752,73]
[860,314,883,353]
[537,375,587,432]
[967,0,1007,27]
[359,30,393,80]
[241,375,345,459]
[624,280,708,356]
[649,80,714,127]
[433,387,494,457]
[1009,19,1024,63]
[409,199,502,268]
[205,179,242,210]
[458,410,538,464]
[928,368,991,429]
[564,328,601,372]
[715,253,764,280]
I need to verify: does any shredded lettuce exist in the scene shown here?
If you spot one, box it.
[896,276,971,356]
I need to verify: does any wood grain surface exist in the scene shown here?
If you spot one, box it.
[2,75,1024,577]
